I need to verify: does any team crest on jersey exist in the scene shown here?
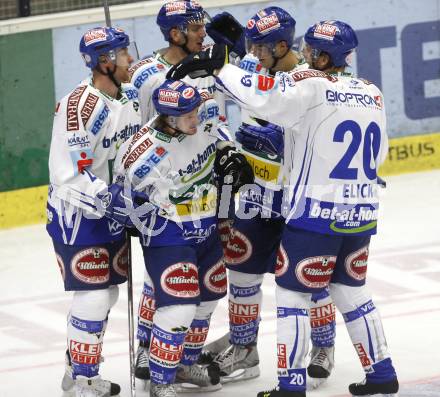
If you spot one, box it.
[275,243,289,277]
[203,259,227,294]
[256,13,281,35]
[345,245,369,281]
[313,22,338,41]
[113,242,129,277]
[160,262,200,298]
[71,247,110,284]
[224,229,252,265]
[165,1,187,15]
[295,255,336,288]
[158,89,180,107]
[84,28,107,46]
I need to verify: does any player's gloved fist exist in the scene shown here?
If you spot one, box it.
[95,183,149,228]
[166,44,229,80]
[214,145,254,193]
[236,122,284,157]
[206,12,246,58]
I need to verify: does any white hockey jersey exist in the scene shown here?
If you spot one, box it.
[235,53,309,218]
[216,64,388,235]
[46,79,142,245]
[130,50,228,133]
[113,90,227,246]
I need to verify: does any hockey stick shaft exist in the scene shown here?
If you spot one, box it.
[126,234,136,397]
[103,0,112,27]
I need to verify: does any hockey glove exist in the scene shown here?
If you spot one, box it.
[206,12,246,58]
[236,122,284,157]
[166,44,229,80]
[214,145,254,194]
[95,183,149,228]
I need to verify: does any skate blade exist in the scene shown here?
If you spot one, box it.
[220,365,260,384]
[351,394,398,397]
[176,382,222,393]
[307,376,328,390]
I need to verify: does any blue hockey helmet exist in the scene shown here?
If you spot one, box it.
[153,80,201,117]
[156,1,210,41]
[79,27,130,69]
[245,7,296,51]
[302,20,358,67]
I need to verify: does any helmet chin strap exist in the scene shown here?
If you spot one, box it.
[97,63,121,90]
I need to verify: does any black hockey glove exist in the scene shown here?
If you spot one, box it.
[206,12,246,58]
[214,145,254,194]
[166,44,229,80]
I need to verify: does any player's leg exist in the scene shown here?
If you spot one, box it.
[259,226,341,396]
[307,288,336,389]
[210,217,283,383]
[142,244,201,397]
[176,232,226,392]
[54,238,127,396]
[330,236,398,396]
[134,270,155,383]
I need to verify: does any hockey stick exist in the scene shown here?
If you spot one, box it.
[126,234,137,397]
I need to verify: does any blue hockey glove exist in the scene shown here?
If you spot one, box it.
[96,183,149,227]
[236,122,284,157]
[206,12,246,58]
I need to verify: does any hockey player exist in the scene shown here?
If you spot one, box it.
[46,27,144,396]
[167,19,399,397]
[129,0,236,386]
[113,79,253,397]
[200,8,336,389]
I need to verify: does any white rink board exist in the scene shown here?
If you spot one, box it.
[1,170,440,397]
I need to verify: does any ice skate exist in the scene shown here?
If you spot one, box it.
[307,345,334,390]
[150,382,178,397]
[135,341,150,380]
[198,332,231,365]
[211,343,260,384]
[349,377,399,396]
[175,362,221,392]
[257,387,306,397]
[73,375,121,397]
[61,350,112,394]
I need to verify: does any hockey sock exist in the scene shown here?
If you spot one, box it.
[137,277,156,347]
[330,283,397,382]
[310,289,336,348]
[149,304,196,384]
[181,300,218,365]
[276,285,311,392]
[68,289,111,378]
[228,270,263,346]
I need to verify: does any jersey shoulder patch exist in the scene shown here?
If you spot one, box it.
[64,84,88,132]
[130,57,167,89]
